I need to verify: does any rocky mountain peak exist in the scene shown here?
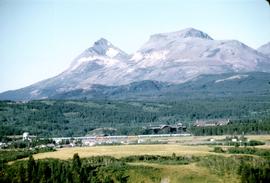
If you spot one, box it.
[149,28,213,42]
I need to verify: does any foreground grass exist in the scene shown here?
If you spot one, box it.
[128,162,239,183]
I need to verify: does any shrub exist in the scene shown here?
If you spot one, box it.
[213,147,225,153]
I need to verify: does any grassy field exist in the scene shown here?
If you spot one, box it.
[146,135,270,144]
[33,144,214,160]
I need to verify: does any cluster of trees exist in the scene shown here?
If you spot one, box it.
[1,97,270,137]
[120,154,196,165]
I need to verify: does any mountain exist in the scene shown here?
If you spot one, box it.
[0,28,270,101]
[7,72,268,100]
[258,42,270,57]
[126,28,270,83]
[0,38,130,100]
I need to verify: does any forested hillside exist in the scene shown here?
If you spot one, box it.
[1,97,270,137]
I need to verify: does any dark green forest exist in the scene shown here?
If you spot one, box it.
[191,119,270,136]
[1,97,270,137]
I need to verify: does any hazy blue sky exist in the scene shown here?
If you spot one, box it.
[0,0,269,92]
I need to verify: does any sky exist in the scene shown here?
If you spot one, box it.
[0,0,269,92]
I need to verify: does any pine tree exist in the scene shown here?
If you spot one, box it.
[72,153,81,173]
[18,163,26,183]
[27,155,35,182]
[43,162,51,182]
[72,154,82,183]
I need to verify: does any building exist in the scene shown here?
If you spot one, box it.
[22,132,36,141]
[22,132,29,141]
[146,123,187,134]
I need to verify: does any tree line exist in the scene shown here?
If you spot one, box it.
[190,119,270,136]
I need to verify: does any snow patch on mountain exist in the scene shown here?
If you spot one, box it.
[30,89,40,97]
[144,50,169,60]
[106,47,119,57]
[215,74,248,83]
[69,57,91,71]
[131,52,143,62]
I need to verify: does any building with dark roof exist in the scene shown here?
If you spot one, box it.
[146,123,187,134]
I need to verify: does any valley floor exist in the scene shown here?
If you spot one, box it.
[33,144,213,160]
[29,135,270,183]
[33,135,270,160]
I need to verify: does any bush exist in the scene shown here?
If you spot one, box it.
[239,161,270,183]
[213,147,225,153]
[227,147,270,157]
[247,140,265,146]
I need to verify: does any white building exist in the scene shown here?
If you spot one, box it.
[22,132,29,141]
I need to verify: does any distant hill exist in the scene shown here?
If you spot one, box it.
[1,72,270,101]
[33,72,270,100]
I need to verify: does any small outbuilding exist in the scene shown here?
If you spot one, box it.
[22,132,30,141]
